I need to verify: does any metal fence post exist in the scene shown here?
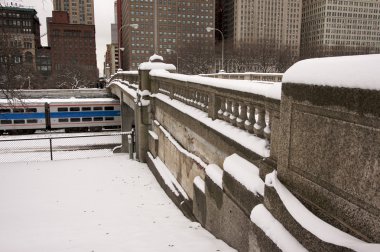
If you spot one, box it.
[49,138,53,161]
[128,133,133,160]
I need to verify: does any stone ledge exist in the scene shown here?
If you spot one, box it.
[264,186,352,252]
[146,154,195,221]
[223,171,263,216]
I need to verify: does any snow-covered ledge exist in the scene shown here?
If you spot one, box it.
[265,172,380,252]
[283,54,380,90]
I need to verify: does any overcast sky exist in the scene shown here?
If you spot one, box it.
[18,0,115,77]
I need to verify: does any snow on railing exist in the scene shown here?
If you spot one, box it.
[150,70,281,152]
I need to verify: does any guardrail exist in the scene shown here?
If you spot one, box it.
[0,131,134,163]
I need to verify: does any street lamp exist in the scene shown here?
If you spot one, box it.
[118,23,139,71]
[206,27,224,72]
[166,49,179,73]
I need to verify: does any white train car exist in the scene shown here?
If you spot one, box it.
[0,98,121,135]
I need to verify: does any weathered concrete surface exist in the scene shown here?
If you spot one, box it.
[278,83,380,242]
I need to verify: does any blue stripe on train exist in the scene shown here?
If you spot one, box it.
[50,111,121,118]
[0,113,46,120]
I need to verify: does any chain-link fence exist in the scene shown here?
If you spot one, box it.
[0,131,133,163]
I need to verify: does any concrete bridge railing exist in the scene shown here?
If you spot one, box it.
[108,55,380,252]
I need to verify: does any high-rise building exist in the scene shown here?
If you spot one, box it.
[218,0,302,56]
[301,0,380,58]
[47,11,97,84]
[53,0,95,25]
[119,0,215,71]
[0,6,41,68]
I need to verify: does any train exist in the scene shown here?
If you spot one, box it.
[0,98,121,135]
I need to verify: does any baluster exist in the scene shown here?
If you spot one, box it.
[264,110,271,149]
[196,91,202,109]
[203,94,209,111]
[237,103,247,130]
[254,107,265,137]
[185,89,191,105]
[223,100,232,121]
[245,105,255,133]
[229,101,239,126]
[218,98,225,119]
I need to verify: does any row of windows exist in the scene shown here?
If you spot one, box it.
[56,106,115,112]
[58,117,115,123]
[0,108,37,113]
[1,119,38,124]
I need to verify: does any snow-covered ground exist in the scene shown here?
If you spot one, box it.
[0,154,234,252]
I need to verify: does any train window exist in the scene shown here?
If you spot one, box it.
[25,108,37,113]
[82,117,92,122]
[14,120,25,124]
[0,109,11,113]
[82,107,91,111]
[93,107,103,111]
[0,120,12,124]
[70,118,80,122]
[58,107,68,112]
[104,106,114,111]
[13,108,24,113]
[58,118,69,122]
[94,117,103,121]
[70,107,80,111]
[26,119,37,123]
[105,117,114,121]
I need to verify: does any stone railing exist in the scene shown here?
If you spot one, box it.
[109,70,139,84]
[200,72,283,82]
[150,74,281,155]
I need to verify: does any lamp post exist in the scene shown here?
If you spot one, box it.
[118,23,139,71]
[206,27,224,72]
[166,49,179,73]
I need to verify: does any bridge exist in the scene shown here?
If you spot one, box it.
[107,54,379,251]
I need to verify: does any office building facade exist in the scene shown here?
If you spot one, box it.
[0,6,41,68]
[217,0,302,56]
[119,0,215,71]
[47,11,97,81]
[301,0,380,57]
[53,0,95,25]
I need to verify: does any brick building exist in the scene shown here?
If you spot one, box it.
[53,0,95,25]
[0,6,41,69]
[47,11,97,85]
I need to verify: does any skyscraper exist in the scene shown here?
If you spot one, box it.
[119,0,215,71]
[218,0,302,57]
[301,0,380,58]
[53,0,95,25]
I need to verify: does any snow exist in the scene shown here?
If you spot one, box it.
[139,62,176,71]
[251,204,307,252]
[108,80,137,99]
[147,152,189,200]
[153,93,270,158]
[0,154,234,252]
[194,176,206,194]
[149,130,159,140]
[223,154,264,196]
[265,171,380,252]
[0,97,119,104]
[149,54,164,62]
[283,54,380,90]
[205,164,223,189]
[150,69,282,100]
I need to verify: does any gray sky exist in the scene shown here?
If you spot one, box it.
[18,0,114,77]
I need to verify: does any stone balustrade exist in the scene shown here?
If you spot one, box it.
[151,75,281,153]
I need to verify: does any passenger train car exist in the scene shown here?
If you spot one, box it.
[0,98,121,135]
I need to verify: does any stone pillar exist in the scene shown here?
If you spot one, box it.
[135,69,151,162]
[120,93,135,153]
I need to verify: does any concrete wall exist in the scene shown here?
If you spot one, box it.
[110,64,380,251]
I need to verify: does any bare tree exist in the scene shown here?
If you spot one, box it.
[50,64,96,89]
